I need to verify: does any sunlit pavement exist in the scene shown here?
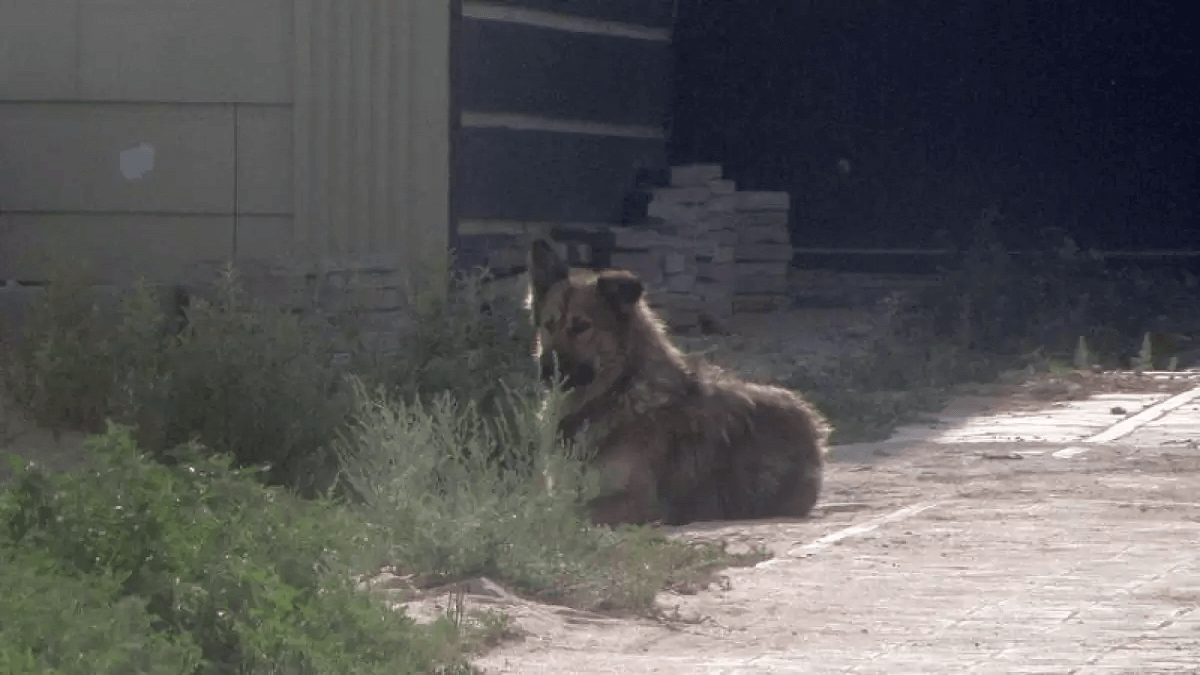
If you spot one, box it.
[478,382,1200,674]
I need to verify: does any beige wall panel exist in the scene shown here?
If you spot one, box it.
[293,0,451,290]
[406,0,452,281]
[0,212,233,284]
[236,106,293,215]
[0,102,235,213]
[78,0,292,103]
[235,215,293,262]
[0,0,78,100]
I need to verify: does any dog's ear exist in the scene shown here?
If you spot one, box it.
[530,239,569,298]
[596,270,644,314]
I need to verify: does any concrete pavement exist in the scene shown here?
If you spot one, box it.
[477,382,1200,674]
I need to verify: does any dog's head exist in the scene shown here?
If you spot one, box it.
[527,240,645,390]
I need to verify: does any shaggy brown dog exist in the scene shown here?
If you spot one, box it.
[528,239,829,527]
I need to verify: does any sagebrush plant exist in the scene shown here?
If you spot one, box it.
[145,266,353,496]
[1,261,120,434]
[334,379,749,612]
[363,265,538,413]
[1,425,469,674]
[3,263,356,496]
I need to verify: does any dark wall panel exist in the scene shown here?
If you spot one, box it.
[459,19,670,127]
[456,127,665,222]
[491,0,674,28]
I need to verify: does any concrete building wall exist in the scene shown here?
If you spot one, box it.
[293,0,452,298]
[0,0,451,297]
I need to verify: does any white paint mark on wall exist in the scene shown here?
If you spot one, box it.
[119,142,155,180]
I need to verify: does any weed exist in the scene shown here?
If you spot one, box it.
[363,267,537,414]
[1,425,469,674]
[2,264,355,496]
[334,380,749,614]
[146,267,353,495]
[1073,336,1092,370]
[1,262,120,435]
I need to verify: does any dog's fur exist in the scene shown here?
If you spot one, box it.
[528,239,829,526]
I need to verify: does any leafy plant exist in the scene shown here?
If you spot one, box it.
[1,426,467,675]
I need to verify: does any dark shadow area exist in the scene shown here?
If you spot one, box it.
[670,0,1198,254]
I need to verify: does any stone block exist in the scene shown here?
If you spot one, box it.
[713,229,739,246]
[707,179,737,194]
[708,194,740,212]
[646,201,709,224]
[663,251,690,274]
[634,217,678,235]
[736,210,790,229]
[670,164,723,187]
[652,291,702,312]
[666,271,697,292]
[698,261,736,284]
[609,251,663,285]
[696,278,733,300]
[734,294,789,313]
[737,261,790,277]
[737,224,791,246]
[735,274,789,295]
[701,216,737,235]
[652,186,712,205]
[612,228,671,250]
[700,296,734,321]
[712,245,737,264]
[736,242,795,262]
[736,191,791,211]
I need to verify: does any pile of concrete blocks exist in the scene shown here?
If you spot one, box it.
[608,164,793,331]
[730,188,794,313]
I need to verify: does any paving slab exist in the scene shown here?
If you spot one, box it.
[475,385,1200,674]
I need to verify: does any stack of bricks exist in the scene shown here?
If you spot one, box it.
[730,188,794,313]
[607,164,793,331]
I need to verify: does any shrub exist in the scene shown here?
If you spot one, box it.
[2,264,355,496]
[364,267,537,409]
[352,266,540,475]
[143,268,353,496]
[3,262,541,495]
[1,263,121,434]
[0,548,203,675]
[334,381,753,612]
[1,426,467,675]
